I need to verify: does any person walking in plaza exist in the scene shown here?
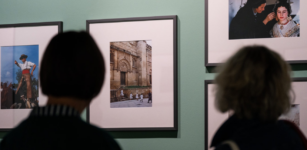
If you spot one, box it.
[148,92,152,103]
[0,31,121,150]
[140,93,143,102]
[130,92,133,100]
[136,92,139,101]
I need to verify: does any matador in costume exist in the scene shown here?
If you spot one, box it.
[15,54,36,108]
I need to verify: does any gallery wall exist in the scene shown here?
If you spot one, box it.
[0,0,306,149]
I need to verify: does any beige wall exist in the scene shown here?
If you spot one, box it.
[110,41,152,90]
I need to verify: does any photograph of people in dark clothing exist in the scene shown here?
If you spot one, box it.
[229,0,300,40]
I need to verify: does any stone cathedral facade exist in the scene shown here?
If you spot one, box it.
[110,40,152,102]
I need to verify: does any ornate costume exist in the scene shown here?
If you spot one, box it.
[270,20,300,37]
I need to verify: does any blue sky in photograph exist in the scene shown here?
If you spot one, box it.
[1,45,39,84]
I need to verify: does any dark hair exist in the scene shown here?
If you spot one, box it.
[214,45,292,122]
[40,31,105,100]
[274,1,292,17]
[245,0,266,9]
[19,54,28,60]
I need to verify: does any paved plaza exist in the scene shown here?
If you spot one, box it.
[111,98,152,108]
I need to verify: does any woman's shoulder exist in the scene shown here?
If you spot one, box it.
[271,23,279,31]
[290,20,299,25]
[285,20,300,37]
[211,118,306,149]
[276,120,307,146]
[289,20,300,29]
[277,120,303,136]
[270,23,280,37]
[272,22,279,28]
[232,7,252,21]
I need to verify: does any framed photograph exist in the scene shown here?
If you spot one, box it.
[205,0,307,66]
[0,22,62,131]
[205,78,307,150]
[87,16,177,131]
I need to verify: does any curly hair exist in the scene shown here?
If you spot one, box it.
[214,46,292,121]
[274,0,292,17]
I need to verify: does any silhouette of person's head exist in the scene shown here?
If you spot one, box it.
[40,31,105,102]
[214,45,292,121]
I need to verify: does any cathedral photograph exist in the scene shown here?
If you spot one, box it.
[110,40,152,108]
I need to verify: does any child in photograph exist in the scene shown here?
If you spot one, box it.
[14,54,37,108]
[270,0,300,37]
[136,93,139,101]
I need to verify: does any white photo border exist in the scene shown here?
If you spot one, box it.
[0,22,62,131]
[86,16,178,131]
[205,78,307,150]
[205,0,307,66]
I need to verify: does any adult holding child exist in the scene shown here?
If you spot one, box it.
[229,0,276,39]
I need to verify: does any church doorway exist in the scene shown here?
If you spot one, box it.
[120,72,126,85]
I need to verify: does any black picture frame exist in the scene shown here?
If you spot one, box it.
[205,0,307,66]
[0,22,63,32]
[86,16,178,131]
[204,80,213,150]
[205,77,307,149]
[0,21,63,131]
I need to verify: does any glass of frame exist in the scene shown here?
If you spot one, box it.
[205,0,307,66]
[0,22,62,131]
[87,16,178,131]
[205,78,307,150]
